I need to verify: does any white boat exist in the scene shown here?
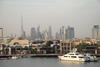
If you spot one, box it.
[58,52,89,62]
[85,53,98,62]
[11,56,18,59]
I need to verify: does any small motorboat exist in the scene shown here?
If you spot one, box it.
[11,56,18,59]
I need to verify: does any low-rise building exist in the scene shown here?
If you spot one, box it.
[9,38,29,47]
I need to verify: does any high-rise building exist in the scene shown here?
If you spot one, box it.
[59,26,66,40]
[66,26,75,40]
[30,27,36,40]
[36,26,42,40]
[20,16,26,39]
[48,26,52,40]
[55,32,60,40]
[44,30,48,41]
[40,31,45,40]
[92,25,100,40]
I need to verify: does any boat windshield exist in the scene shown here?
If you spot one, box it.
[71,56,77,58]
[64,56,70,57]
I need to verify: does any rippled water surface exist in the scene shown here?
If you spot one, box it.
[0,58,100,67]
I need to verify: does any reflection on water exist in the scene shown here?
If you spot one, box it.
[59,60,85,64]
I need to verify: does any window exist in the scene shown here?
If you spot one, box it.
[71,56,76,58]
[64,56,70,58]
[69,54,74,55]
[79,56,84,58]
[76,54,79,55]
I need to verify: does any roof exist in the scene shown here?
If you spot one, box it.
[9,39,29,46]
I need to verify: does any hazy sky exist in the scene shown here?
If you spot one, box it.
[0,0,100,38]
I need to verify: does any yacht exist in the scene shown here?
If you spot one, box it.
[58,52,89,62]
[85,53,98,62]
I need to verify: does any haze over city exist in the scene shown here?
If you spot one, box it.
[0,0,100,38]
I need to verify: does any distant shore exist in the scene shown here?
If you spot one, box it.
[1,53,100,59]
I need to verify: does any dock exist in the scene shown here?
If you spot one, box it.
[30,54,58,57]
[0,54,59,59]
[0,54,100,59]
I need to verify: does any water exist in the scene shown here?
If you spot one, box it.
[0,58,100,67]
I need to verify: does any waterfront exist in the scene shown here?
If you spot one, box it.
[0,58,100,67]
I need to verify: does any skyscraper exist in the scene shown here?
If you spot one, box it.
[66,26,75,40]
[92,25,100,40]
[59,26,66,40]
[36,26,42,40]
[44,30,48,41]
[55,32,60,40]
[20,16,26,39]
[48,26,52,40]
[30,27,36,40]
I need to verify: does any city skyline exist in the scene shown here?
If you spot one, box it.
[0,0,100,38]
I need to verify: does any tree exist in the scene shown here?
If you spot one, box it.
[46,41,53,47]
[76,43,89,52]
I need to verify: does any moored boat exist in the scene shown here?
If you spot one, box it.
[85,53,98,62]
[58,52,89,62]
[11,56,18,59]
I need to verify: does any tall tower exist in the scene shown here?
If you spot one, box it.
[59,26,66,40]
[44,29,48,41]
[66,26,75,40]
[20,16,26,39]
[48,26,52,40]
[31,27,36,40]
[55,32,60,40]
[36,26,42,40]
[92,25,100,40]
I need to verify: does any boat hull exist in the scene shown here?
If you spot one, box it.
[11,56,18,59]
[58,56,87,62]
